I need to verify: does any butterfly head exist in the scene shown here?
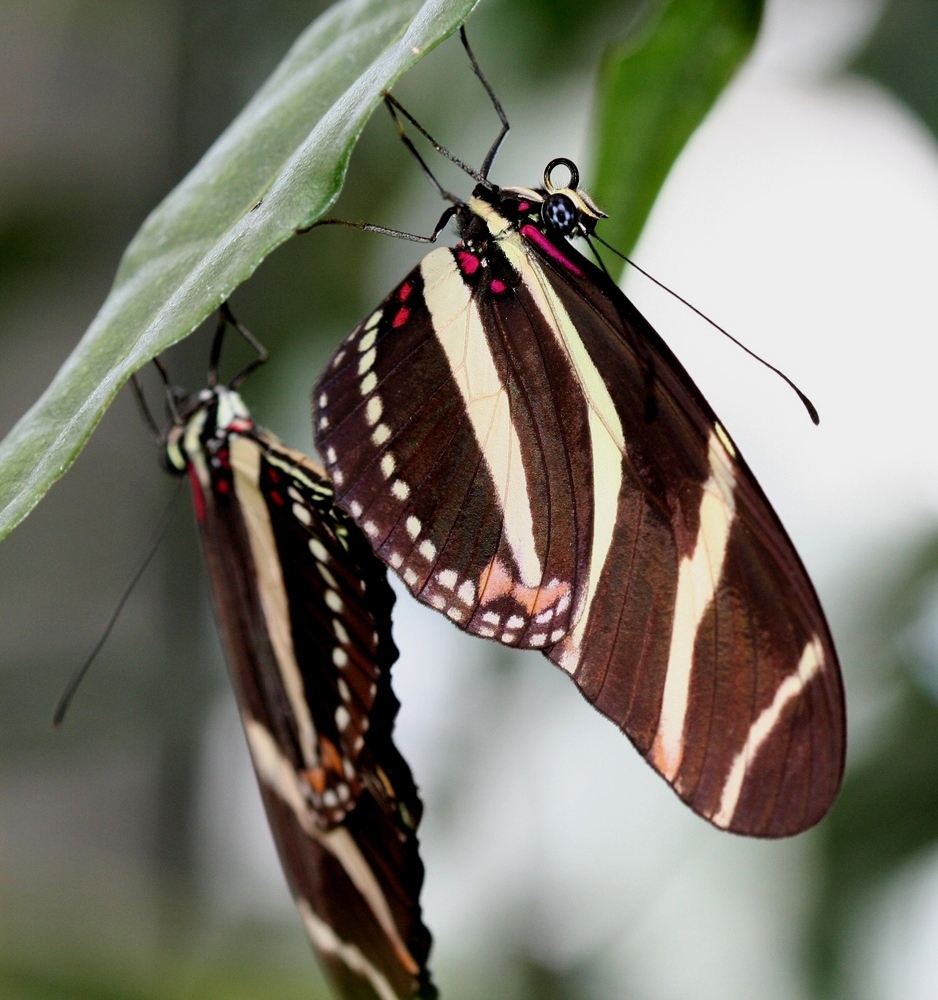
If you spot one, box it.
[493,157,606,240]
[540,158,607,236]
[164,385,253,475]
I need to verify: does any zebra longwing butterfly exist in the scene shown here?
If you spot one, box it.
[164,323,435,999]
[313,98,845,837]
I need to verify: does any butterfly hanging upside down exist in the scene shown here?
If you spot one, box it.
[156,309,436,1000]
[312,30,845,839]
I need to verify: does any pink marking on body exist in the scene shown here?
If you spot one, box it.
[490,279,506,294]
[187,465,206,523]
[517,201,530,212]
[457,250,480,275]
[398,282,413,302]
[520,224,584,276]
[392,306,410,328]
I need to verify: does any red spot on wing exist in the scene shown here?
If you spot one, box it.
[270,491,285,506]
[268,467,279,483]
[398,282,413,302]
[216,479,230,495]
[490,279,506,294]
[457,250,480,275]
[520,224,584,276]
[187,465,206,523]
[518,201,530,212]
[392,307,410,328]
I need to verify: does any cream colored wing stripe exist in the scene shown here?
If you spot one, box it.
[229,436,319,770]
[711,636,825,829]
[651,430,737,780]
[243,717,418,976]
[420,248,542,588]
[496,234,625,674]
[297,900,400,1000]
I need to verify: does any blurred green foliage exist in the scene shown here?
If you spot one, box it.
[592,0,763,273]
[853,0,938,138]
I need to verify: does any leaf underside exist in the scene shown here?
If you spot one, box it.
[0,0,477,543]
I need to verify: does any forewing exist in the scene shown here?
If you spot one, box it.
[314,249,590,649]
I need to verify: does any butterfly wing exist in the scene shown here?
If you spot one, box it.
[508,229,844,837]
[181,406,434,999]
[314,251,587,647]
[314,222,844,837]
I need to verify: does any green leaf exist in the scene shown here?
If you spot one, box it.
[0,0,476,543]
[591,0,763,274]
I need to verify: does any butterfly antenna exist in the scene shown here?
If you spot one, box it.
[590,232,820,425]
[383,97,461,205]
[459,26,509,179]
[53,483,183,727]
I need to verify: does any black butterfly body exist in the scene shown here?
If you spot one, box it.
[313,164,846,838]
[166,385,435,999]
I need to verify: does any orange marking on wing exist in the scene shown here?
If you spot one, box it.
[478,556,514,603]
[306,768,326,794]
[477,557,570,615]
[319,736,343,774]
[529,579,569,616]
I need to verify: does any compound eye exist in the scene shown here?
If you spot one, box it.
[542,193,578,234]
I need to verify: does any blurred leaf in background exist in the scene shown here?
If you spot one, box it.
[592,0,763,272]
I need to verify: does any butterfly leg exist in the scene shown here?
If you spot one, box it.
[459,26,509,179]
[212,302,269,389]
[300,204,458,245]
[381,91,484,183]
[382,96,461,205]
